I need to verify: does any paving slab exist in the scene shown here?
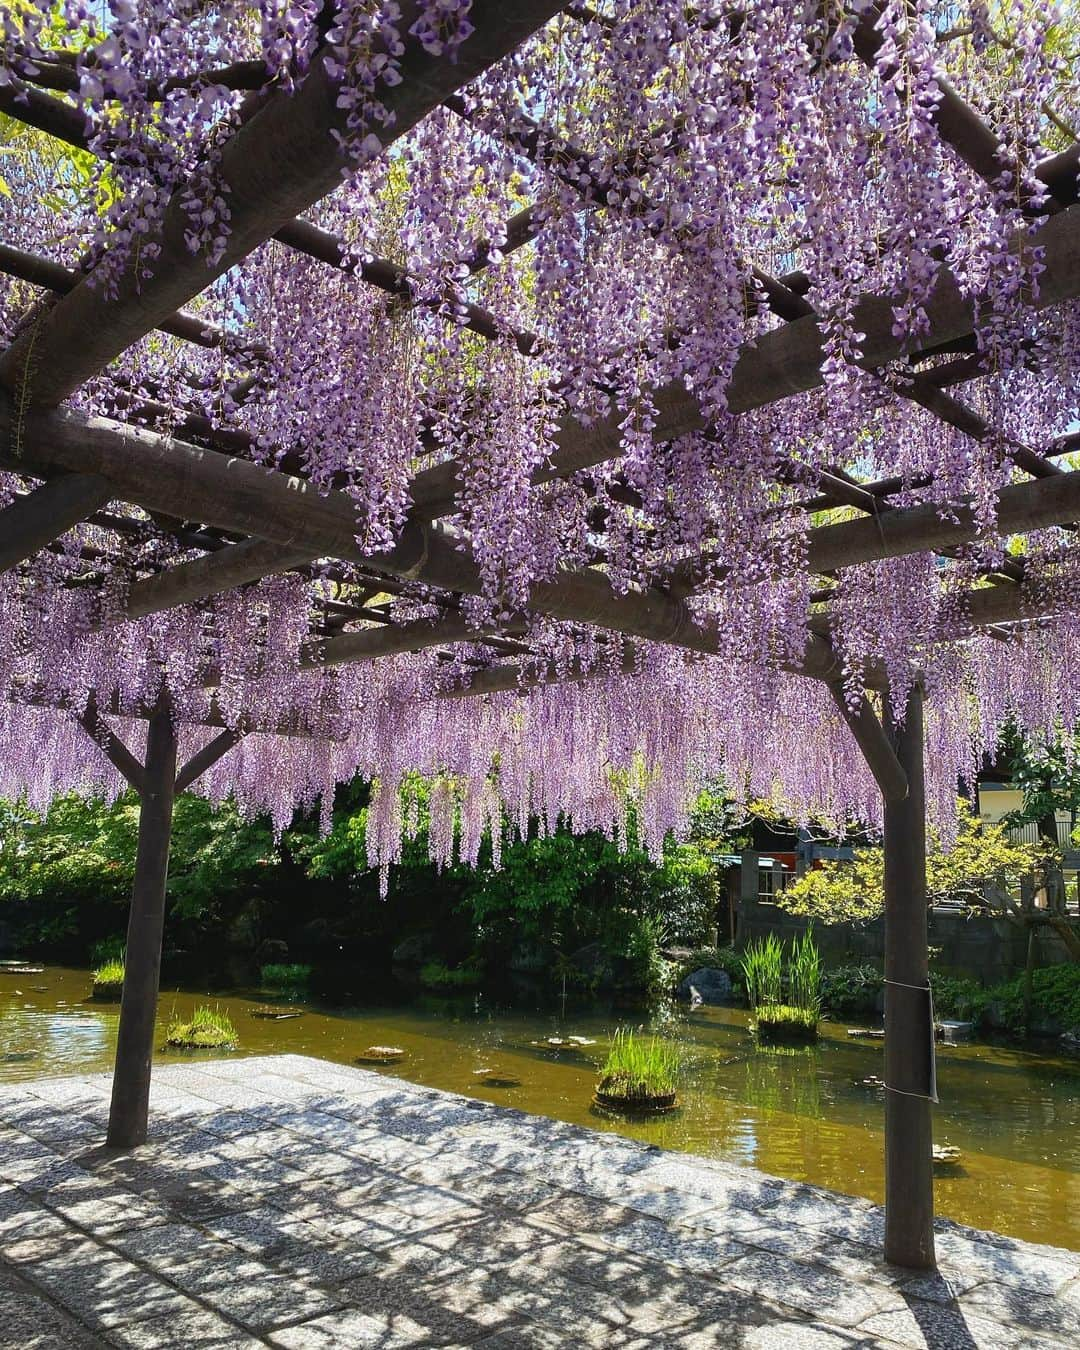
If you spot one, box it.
[0,1053,1075,1349]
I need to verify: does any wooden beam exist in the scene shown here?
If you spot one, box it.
[10,397,1080,686]
[304,613,529,671]
[0,474,113,573]
[174,728,244,794]
[408,202,1080,520]
[76,700,146,793]
[124,538,315,621]
[806,469,1080,575]
[0,2,566,408]
[826,685,907,803]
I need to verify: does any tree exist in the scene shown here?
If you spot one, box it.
[778,800,1045,927]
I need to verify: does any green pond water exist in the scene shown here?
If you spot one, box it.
[1,964,1078,1251]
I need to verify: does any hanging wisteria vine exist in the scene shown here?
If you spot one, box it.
[0,1,1078,888]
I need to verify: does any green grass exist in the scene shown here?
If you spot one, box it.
[260,963,312,990]
[596,1028,680,1101]
[418,960,483,990]
[166,1005,238,1049]
[743,931,821,1041]
[91,956,124,998]
[752,1003,820,1042]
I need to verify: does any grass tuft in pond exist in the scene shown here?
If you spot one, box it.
[166,1004,238,1049]
[91,956,125,1000]
[596,1027,680,1103]
[744,931,821,1042]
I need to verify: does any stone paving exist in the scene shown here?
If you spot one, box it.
[1,1055,1078,1350]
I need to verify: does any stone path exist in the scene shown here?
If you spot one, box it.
[1,1054,1077,1349]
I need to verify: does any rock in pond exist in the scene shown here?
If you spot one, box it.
[357,1045,405,1064]
[676,967,733,1006]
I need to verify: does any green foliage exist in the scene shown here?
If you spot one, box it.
[995,965,1080,1032]
[165,1005,237,1049]
[819,964,883,1016]
[261,963,312,990]
[781,801,1043,924]
[1002,726,1080,844]
[743,934,784,1007]
[92,957,124,987]
[418,959,483,990]
[597,1028,680,1100]
[788,931,822,1017]
[753,1004,820,1039]
[743,932,821,1039]
[930,974,993,1025]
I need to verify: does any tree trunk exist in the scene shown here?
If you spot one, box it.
[106,705,177,1149]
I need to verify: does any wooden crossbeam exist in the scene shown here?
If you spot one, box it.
[174,729,244,793]
[0,2,566,409]
[408,203,1080,520]
[0,473,113,573]
[124,538,316,621]
[9,397,1080,686]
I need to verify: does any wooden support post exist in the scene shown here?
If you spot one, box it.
[882,685,936,1270]
[107,702,177,1149]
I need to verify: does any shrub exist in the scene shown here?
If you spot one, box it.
[995,964,1080,1032]
[418,959,483,990]
[930,973,992,1025]
[91,956,124,998]
[166,1005,238,1049]
[597,1028,680,1101]
[261,963,312,990]
[820,964,883,1016]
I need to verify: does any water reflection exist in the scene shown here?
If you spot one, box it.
[1,965,1078,1250]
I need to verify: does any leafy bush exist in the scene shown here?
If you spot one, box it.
[166,1005,237,1049]
[261,963,312,990]
[930,974,992,1025]
[418,959,483,990]
[820,964,883,1015]
[597,1029,680,1100]
[995,964,1080,1032]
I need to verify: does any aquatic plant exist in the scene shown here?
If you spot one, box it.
[166,1005,238,1050]
[742,935,784,1009]
[261,963,312,991]
[91,956,125,999]
[596,1028,680,1102]
[743,932,821,1042]
[789,931,822,1021]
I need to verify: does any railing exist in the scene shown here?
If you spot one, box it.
[1004,820,1076,848]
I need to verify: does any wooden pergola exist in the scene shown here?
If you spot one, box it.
[1,1,1079,1275]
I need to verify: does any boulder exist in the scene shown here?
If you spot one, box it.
[392,931,439,966]
[255,938,289,965]
[676,966,733,1005]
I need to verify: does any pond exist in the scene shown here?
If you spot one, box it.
[2,963,1078,1251]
